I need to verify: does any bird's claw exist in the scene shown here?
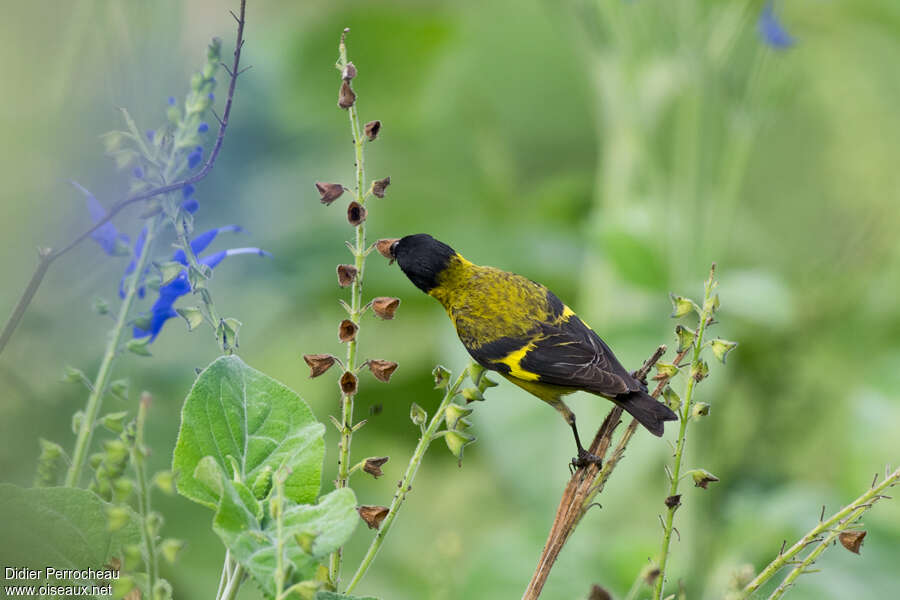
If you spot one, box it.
[571,449,603,469]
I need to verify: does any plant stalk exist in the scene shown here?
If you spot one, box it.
[132,393,158,594]
[344,370,468,594]
[64,216,160,487]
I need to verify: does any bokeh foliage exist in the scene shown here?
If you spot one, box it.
[1,0,898,598]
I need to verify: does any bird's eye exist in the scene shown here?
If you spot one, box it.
[389,241,399,258]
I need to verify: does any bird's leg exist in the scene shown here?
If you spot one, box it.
[556,403,602,469]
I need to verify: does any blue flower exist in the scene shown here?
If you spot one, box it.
[167,96,176,106]
[187,146,203,169]
[132,166,144,179]
[208,92,215,102]
[181,184,199,213]
[198,122,209,133]
[758,1,794,49]
[171,225,242,265]
[72,181,129,256]
[146,130,155,142]
[133,245,270,341]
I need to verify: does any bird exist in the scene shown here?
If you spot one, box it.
[388,233,677,466]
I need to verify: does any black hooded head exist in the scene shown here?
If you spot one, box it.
[391,234,457,293]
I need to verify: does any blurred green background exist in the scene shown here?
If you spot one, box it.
[1,0,899,598]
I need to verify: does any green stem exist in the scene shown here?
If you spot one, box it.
[329,31,369,588]
[274,476,287,600]
[743,465,900,597]
[344,370,468,594]
[64,216,160,487]
[653,269,716,600]
[219,563,245,600]
[132,394,158,594]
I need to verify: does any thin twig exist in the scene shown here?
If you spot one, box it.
[522,344,672,600]
[0,0,248,357]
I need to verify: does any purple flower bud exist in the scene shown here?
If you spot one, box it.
[182,184,195,197]
[167,96,176,106]
[198,122,209,133]
[208,92,215,102]
[146,130,155,142]
[181,198,199,214]
[132,166,144,179]
[758,1,794,49]
[187,147,203,169]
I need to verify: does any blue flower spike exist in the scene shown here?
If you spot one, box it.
[132,241,270,342]
[758,1,794,49]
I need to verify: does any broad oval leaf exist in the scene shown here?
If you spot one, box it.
[173,355,325,508]
[0,484,141,573]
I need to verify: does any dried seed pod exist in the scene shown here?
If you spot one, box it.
[587,585,612,600]
[364,120,381,141]
[339,371,358,395]
[338,319,358,343]
[303,354,337,378]
[643,567,661,586]
[839,530,866,554]
[338,80,356,109]
[357,505,389,529]
[336,264,358,287]
[375,238,400,260]
[315,182,345,205]
[368,359,398,383]
[371,176,391,198]
[371,296,400,320]
[347,201,367,226]
[363,456,389,478]
[664,494,682,509]
[342,62,357,81]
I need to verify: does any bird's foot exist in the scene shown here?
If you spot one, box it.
[571,448,603,470]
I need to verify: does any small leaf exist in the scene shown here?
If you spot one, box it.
[432,365,450,389]
[409,403,427,427]
[444,403,473,430]
[126,337,152,357]
[669,293,697,318]
[176,306,205,332]
[710,338,738,364]
[674,325,696,353]
[687,469,720,489]
[251,465,274,500]
[444,430,475,466]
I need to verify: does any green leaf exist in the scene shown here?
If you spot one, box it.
[315,593,380,600]
[0,484,141,573]
[212,475,357,597]
[173,356,325,509]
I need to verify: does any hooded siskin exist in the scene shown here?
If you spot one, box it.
[390,233,677,462]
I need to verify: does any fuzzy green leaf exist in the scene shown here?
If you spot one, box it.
[173,356,325,509]
[0,484,141,574]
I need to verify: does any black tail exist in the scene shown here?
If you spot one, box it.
[616,390,678,437]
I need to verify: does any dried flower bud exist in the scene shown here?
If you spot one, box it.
[710,338,738,364]
[372,296,400,320]
[357,505,389,529]
[338,319,358,343]
[339,371,358,395]
[342,62,357,81]
[643,566,661,586]
[338,80,356,109]
[688,468,720,489]
[368,359,398,382]
[364,120,381,141]
[363,456,389,478]
[347,201,367,226]
[315,182,345,205]
[839,530,866,554]
[675,324,696,353]
[337,264,358,287]
[587,585,612,600]
[371,176,391,198]
[669,293,697,318]
[303,354,338,377]
[375,238,400,262]
[664,494,682,509]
